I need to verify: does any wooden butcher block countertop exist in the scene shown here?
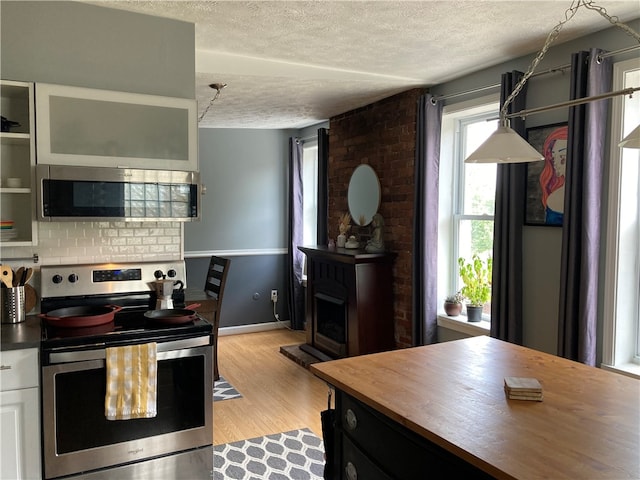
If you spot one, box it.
[311,336,640,479]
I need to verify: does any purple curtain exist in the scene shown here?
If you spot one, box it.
[557,49,612,365]
[317,128,329,245]
[413,94,442,345]
[287,138,305,330]
[490,71,526,344]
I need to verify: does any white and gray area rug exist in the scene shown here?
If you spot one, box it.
[214,428,325,480]
[214,376,243,402]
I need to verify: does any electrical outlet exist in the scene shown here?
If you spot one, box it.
[271,289,278,303]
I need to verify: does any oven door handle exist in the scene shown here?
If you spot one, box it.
[46,336,211,364]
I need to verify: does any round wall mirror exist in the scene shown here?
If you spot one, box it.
[348,164,380,226]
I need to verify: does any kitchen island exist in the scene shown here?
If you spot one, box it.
[310,336,639,479]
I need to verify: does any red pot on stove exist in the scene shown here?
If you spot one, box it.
[39,305,123,328]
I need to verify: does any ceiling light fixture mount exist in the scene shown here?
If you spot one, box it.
[465,0,640,164]
[198,82,228,123]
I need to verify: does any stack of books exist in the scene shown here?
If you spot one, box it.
[504,376,543,401]
[0,220,16,242]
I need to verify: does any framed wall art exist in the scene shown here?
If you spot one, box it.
[525,123,568,226]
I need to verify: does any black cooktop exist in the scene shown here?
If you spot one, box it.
[41,312,212,351]
[40,291,212,351]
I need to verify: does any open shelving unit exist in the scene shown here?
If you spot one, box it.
[1,80,37,247]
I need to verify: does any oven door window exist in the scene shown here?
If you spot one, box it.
[53,355,205,454]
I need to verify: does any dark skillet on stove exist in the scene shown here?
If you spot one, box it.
[39,305,123,328]
[144,303,201,325]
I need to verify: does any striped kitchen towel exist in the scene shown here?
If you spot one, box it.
[105,343,157,420]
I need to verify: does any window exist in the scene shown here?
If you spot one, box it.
[602,58,640,379]
[438,96,499,321]
[455,114,498,279]
[302,140,318,246]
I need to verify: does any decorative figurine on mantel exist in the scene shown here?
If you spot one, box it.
[337,212,351,248]
[365,213,385,252]
[345,235,359,249]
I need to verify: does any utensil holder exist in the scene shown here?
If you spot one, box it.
[1,286,25,324]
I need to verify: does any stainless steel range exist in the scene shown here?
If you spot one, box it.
[39,261,213,480]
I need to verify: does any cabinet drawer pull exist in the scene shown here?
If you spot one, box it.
[345,461,357,480]
[345,408,358,430]
[0,365,12,371]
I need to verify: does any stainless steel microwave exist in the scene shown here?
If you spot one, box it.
[36,165,200,222]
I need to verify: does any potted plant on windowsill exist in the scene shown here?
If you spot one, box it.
[444,292,464,316]
[458,255,492,323]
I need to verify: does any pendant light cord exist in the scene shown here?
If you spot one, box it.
[501,0,640,124]
[198,83,227,123]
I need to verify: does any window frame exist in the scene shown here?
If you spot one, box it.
[601,57,640,379]
[300,137,319,284]
[437,94,499,332]
[453,112,499,278]
[301,138,318,247]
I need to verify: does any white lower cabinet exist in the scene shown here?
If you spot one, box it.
[0,349,41,480]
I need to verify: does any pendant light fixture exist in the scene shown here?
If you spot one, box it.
[465,120,545,164]
[465,0,640,164]
[618,124,640,148]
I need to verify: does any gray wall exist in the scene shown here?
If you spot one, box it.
[186,255,289,328]
[185,125,330,327]
[0,1,194,98]
[185,122,329,327]
[186,129,293,251]
[185,128,295,327]
[430,20,640,356]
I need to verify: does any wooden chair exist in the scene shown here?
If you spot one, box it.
[204,255,230,381]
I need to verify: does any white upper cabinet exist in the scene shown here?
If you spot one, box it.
[35,83,198,171]
[0,80,37,246]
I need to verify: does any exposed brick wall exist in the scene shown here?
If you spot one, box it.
[328,88,424,349]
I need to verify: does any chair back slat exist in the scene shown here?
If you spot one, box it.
[202,255,230,382]
[204,256,230,304]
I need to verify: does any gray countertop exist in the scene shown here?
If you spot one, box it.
[1,315,42,351]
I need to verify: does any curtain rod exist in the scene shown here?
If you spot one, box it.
[505,86,640,120]
[296,136,315,144]
[298,131,328,143]
[431,44,640,104]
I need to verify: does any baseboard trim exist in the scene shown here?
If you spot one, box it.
[219,321,291,336]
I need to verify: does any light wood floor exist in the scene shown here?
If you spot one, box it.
[213,328,328,445]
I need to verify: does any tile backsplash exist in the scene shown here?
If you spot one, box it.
[0,221,183,266]
[0,221,183,314]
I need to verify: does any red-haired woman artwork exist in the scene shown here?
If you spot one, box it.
[538,125,568,225]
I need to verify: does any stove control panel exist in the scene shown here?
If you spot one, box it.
[93,268,142,283]
[41,261,186,298]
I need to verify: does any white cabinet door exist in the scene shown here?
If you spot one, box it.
[36,83,198,171]
[0,388,41,480]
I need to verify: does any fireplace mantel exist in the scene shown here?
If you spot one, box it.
[298,246,395,360]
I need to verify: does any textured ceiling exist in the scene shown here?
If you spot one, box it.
[85,1,640,129]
